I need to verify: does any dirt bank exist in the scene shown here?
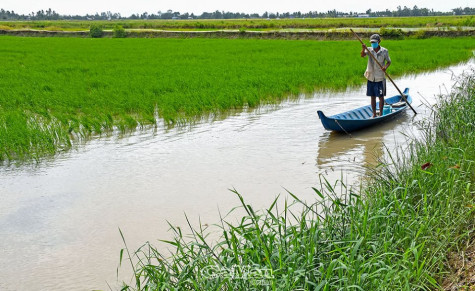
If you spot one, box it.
[1,29,473,39]
[442,235,475,290]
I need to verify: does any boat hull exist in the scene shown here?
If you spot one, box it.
[317,88,412,132]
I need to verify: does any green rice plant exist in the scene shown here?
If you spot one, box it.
[117,70,475,290]
[0,36,474,161]
[1,16,474,31]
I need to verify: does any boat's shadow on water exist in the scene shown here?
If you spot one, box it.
[315,110,412,180]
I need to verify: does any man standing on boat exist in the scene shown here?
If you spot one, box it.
[361,34,391,118]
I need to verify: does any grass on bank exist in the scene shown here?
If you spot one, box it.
[117,70,475,290]
[0,15,473,31]
[0,37,475,161]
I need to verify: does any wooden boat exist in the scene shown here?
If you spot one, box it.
[317,88,412,132]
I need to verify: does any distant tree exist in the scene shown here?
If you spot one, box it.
[412,6,420,16]
[0,6,474,21]
[452,7,463,15]
[420,8,429,16]
[327,10,337,18]
[161,10,173,19]
[464,7,475,14]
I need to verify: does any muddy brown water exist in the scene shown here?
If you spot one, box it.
[0,61,472,290]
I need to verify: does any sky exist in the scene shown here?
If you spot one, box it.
[1,0,473,16]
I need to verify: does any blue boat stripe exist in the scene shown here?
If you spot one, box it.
[355,111,365,119]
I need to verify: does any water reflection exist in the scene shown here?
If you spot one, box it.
[318,131,383,166]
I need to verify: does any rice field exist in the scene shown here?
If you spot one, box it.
[0,36,474,160]
[0,15,473,31]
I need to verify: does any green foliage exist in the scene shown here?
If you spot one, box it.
[118,71,475,290]
[89,24,103,38]
[379,27,404,39]
[113,25,127,38]
[411,29,428,39]
[0,36,474,160]
[462,16,475,26]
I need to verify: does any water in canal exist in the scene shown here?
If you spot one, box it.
[0,61,472,290]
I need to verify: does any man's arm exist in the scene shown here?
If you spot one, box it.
[361,44,367,57]
[382,52,391,72]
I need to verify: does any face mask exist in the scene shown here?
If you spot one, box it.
[371,42,379,49]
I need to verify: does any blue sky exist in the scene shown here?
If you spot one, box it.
[1,0,472,16]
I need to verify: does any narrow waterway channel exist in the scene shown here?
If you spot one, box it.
[0,61,472,290]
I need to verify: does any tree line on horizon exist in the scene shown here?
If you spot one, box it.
[0,6,474,21]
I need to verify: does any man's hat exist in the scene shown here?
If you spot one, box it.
[370,34,381,43]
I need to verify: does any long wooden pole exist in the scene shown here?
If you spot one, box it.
[350,29,417,115]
